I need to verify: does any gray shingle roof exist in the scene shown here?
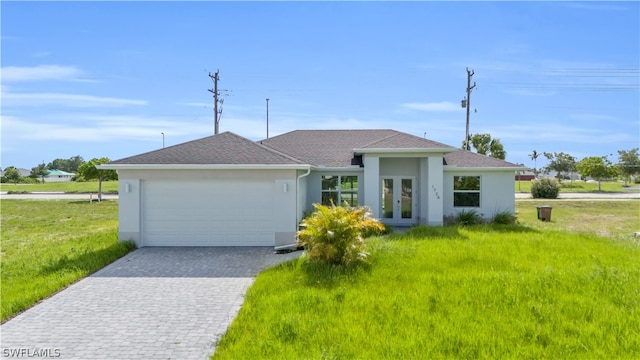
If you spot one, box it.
[109,132,305,165]
[107,129,522,169]
[260,129,454,167]
[444,150,522,168]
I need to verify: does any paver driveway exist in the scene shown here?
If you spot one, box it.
[1,247,301,360]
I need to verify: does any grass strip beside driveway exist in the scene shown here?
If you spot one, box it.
[1,200,134,322]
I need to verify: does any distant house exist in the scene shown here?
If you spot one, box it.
[0,168,31,177]
[44,169,75,182]
[515,171,535,181]
[100,129,526,248]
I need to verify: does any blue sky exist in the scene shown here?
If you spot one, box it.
[2,1,639,170]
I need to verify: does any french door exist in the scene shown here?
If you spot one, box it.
[381,176,415,225]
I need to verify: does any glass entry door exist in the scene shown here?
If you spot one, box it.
[381,177,414,225]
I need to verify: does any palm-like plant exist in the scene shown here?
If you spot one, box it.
[463,133,507,160]
[529,150,539,176]
[297,202,385,266]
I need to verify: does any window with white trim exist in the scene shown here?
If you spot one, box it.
[453,176,480,207]
[321,175,359,206]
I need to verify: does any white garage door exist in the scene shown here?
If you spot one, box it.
[142,180,275,246]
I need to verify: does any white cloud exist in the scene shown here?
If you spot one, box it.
[2,92,147,107]
[401,101,462,112]
[1,65,84,82]
[2,114,210,142]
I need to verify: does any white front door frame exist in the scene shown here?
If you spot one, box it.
[380,176,416,226]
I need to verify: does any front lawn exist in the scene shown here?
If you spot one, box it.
[0,200,134,322]
[213,202,640,359]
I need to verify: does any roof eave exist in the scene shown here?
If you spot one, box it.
[97,164,312,171]
[444,166,529,171]
[354,147,457,154]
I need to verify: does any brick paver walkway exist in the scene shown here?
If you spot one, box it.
[1,247,301,360]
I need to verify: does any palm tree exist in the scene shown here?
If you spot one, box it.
[529,150,539,176]
[465,133,506,160]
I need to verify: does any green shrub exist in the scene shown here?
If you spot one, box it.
[531,178,559,199]
[297,203,385,266]
[455,209,482,226]
[492,211,516,225]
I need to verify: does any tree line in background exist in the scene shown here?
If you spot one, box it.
[1,156,117,186]
[528,148,640,191]
[462,133,639,191]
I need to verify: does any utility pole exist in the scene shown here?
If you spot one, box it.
[266,98,270,139]
[208,70,222,134]
[461,67,476,151]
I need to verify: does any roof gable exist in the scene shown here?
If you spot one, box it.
[109,132,305,165]
[359,131,454,150]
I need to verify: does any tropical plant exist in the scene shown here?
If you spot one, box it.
[463,133,506,160]
[531,178,559,199]
[492,211,516,225]
[576,156,617,192]
[77,157,118,200]
[455,209,482,226]
[529,150,540,176]
[297,202,385,266]
[617,148,640,186]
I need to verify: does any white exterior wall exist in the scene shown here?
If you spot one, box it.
[44,175,73,182]
[117,178,141,244]
[426,156,444,226]
[443,169,516,221]
[363,155,380,219]
[117,169,298,247]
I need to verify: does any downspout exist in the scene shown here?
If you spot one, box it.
[274,166,311,252]
[295,166,312,224]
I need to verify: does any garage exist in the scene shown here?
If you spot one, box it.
[141,179,275,246]
[98,132,308,248]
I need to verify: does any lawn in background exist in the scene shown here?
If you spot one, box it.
[0,180,119,194]
[0,200,134,322]
[515,179,634,193]
[213,200,640,359]
[516,200,639,239]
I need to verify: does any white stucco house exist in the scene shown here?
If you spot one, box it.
[99,130,525,248]
[44,169,75,182]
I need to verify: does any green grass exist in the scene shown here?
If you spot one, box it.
[0,199,134,322]
[213,202,640,359]
[0,180,119,194]
[516,200,639,239]
[515,180,634,193]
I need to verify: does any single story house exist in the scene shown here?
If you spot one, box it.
[0,168,32,177]
[515,171,535,181]
[44,169,75,182]
[100,130,525,248]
